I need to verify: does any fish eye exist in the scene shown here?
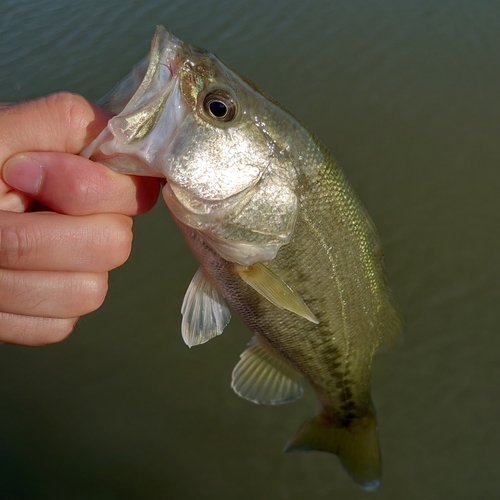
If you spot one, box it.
[203,91,236,122]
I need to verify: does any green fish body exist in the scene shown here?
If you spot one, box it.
[82,26,402,490]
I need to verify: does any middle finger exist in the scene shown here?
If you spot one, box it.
[0,211,132,271]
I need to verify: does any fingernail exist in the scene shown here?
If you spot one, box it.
[3,156,44,195]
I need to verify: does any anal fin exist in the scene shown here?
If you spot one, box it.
[181,267,231,347]
[235,262,319,324]
[231,336,303,405]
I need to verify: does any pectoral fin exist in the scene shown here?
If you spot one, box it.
[235,263,319,324]
[231,337,303,405]
[181,267,231,347]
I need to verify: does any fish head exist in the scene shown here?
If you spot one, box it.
[83,26,301,265]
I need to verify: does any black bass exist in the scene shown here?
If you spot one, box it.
[82,26,402,490]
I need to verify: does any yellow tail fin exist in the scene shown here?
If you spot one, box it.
[284,409,381,491]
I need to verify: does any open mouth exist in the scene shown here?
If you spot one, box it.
[81,27,192,178]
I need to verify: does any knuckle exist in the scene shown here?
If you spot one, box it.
[0,220,41,269]
[43,318,78,344]
[91,215,133,269]
[20,273,111,319]
[83,272,109,312]
[22,317,77,346]
[43,92,95,152]
[48,92,89,125]
[68,272,109,315]
[113,216,133,265]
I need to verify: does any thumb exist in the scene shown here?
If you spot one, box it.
[3,151,160,216]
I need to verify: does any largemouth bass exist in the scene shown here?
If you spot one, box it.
[82,26,402,490]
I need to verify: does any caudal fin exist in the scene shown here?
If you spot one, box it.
[284,409,381,491]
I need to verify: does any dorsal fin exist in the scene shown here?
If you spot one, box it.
[231,336,303,405]
[181,267,231,347]
[235,262,319,324]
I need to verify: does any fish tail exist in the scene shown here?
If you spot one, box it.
[284,407,381,491]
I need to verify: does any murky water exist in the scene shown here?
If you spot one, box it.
[1,0,500,498]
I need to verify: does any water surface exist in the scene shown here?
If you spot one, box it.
[1,0,499,498]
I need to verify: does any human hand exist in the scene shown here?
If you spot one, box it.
[0,92,160,345]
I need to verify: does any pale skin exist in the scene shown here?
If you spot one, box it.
[0,92,160,345]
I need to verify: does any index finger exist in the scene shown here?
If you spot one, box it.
[0,211,133,272]
[0,93,109,165]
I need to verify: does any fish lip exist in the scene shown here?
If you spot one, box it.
[158,28,208,77]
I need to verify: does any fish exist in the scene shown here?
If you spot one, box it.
[82,26,402,490]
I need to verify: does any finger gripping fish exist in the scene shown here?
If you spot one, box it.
[82,26,402,490]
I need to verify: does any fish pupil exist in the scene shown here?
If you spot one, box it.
[203,91,236,122]
[209,100,228,118]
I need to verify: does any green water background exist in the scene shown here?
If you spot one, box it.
[1,0,499,498]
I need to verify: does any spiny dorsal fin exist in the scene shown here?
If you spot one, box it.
[231,336,303,405]
[235,262,319,324]
[181,267,231,347]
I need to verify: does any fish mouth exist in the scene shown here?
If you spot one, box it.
[100,26,201,116]
[81,26,196,178]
